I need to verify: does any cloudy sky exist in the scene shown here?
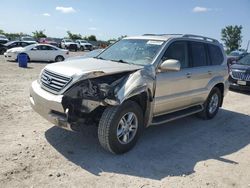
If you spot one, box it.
[0,0,249,48]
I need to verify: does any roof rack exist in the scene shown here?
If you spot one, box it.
[143,34,182,36]
[182,34,219,43]
[142,33,219,43]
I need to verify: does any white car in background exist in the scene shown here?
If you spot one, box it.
[4,44,69,62]
[75,40,93,51]
[60,39,78,51]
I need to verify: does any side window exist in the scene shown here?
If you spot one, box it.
[21,42,28,47]
[208,44,224,65]
[46,46,57,50]
[9,42,17,48]
[190,42,207,67]
[162,41,189,68]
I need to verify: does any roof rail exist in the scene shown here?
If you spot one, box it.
[182,34,219,43]
[143,34,182,36]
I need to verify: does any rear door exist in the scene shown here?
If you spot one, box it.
[44,45,58,61]
[28,45,46,61]
[185,41,213,104]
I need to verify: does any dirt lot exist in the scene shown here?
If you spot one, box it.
[0,54,249,188]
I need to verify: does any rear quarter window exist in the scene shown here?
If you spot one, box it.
[208,44,224,65]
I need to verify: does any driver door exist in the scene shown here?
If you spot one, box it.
[154,41,193,116]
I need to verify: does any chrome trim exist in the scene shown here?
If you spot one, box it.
[40,69,72,94]
[231,70,250,81]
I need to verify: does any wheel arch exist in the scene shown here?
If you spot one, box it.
[213,83,224,107]
[124,89,153,127]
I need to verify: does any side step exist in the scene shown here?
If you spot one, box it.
[151,105,203,125]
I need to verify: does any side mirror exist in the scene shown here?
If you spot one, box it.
[32,47,37,51]
[160,59,181,72]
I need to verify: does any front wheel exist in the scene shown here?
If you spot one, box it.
[197,87,222,120]
[98,101,144,154]
[55,55,64,62]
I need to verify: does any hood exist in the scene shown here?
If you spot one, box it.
[45,58,143,78]
[231,63,250,70]
[7,47,24,52]
[65,42,77,45]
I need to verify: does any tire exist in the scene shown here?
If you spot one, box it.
[55,55,64,62]
[80,46,84,51]
[197,87,222,120]
[0,49,6,55]
[98,100,144,154]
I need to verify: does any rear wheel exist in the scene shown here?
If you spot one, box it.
[55,55,64,62]
[98,100,144,154]
[197,87,222,119]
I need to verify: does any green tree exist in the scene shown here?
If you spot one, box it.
[221,25,243,53]
[0,29,4,34]
[32,30,47,39]
[87,35,97,41]
[67,31,82,40]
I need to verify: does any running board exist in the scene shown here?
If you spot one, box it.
[151,105,204,125]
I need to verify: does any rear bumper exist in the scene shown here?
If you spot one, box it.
[229,83,250,91]
[30,80,72,130]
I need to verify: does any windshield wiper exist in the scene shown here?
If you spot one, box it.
[94,56,105,60]
[110,59,130,64]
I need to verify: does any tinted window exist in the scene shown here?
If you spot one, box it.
[21,42,29,47]
[37,45,56,50]
[162,41,189,68]
[190,42,207,67]
[9,42,18,48]
[208,44,224,65]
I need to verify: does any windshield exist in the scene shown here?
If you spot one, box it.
[97,39,164,65]
[22,37,35,41]
[237,54,250,65]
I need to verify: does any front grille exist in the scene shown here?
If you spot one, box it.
[68,44,77,49]
[231,70,250,81]
[40,69,72,93]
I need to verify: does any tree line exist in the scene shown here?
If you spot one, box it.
[0,26,247,53]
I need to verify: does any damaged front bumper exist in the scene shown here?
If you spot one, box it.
[30,80,73,130]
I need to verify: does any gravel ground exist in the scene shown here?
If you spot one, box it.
[0,54,250,188]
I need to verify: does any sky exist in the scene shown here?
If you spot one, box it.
[0,0,249,49]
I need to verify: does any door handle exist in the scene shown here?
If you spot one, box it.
[208,71,212,75]
[186,72,192,78]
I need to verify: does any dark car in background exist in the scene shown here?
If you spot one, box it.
[229,50,248,61]
[0,34,9,44]
[0,41,36,55]
[229,54,250,90]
